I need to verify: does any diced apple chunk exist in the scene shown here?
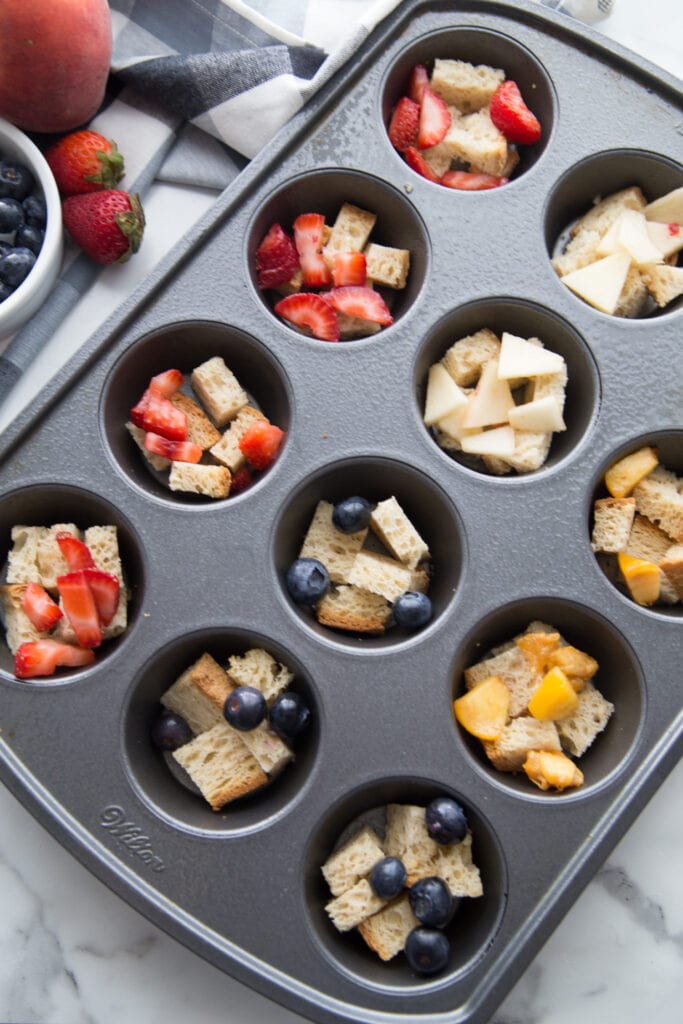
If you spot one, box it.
[508,396,566,432]
[560,252,631,315]
[528,667,580,721]
[453,675,510,740]
[523,750,584,792]
[424,362,468,426]
[646,220,683,260]
[596,209,663,266]
[460,425,515,456]
[462,358,515,428]
[437,402,477,444]
[604,446,658,498]
[497,333,565,378]
[617,552,661,606]
[644,186,683,225]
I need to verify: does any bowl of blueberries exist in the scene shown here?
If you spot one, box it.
[0,116,63,340]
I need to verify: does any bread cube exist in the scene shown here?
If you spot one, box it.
[299,500,367,585]
[482,716,561,772]
[430,58,504,113]
[358,894,418,961]
[191,357,247,428]
[369,496,429,569]
[227,647,293,702]
[322,825,385,897]
[363,242,410,290]
[555,682,614,758]
[325,879,385,932]
[316,584,391,635]
[169,462,231,499]
[172,721,267,811]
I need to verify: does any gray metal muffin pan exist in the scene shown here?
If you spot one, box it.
[0,1,681,1021]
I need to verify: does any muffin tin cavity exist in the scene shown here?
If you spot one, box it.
[382,28,554,186]
[274,458,464,649]
[546,150,683,318]
[589,431,683,618]
[123,628,319,834]
[247,169,429,341]
[0,484,143,682]
[451,598,644,797]
[304,778,505,989]
[416,297,598,477]
[101,320,290,505]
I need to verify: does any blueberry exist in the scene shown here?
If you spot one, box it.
[393,591,432,629]
[22,194,47,228]
[425,797,468,845]
[269,690,310,740]
[223,685,266,731]
[15,224,44,256]
[408,876,454,928]
[151,710,192,751]
[0,247,35,289]
[286,557,330,605]
[331,496,373,534]
[0,161,34,201]
[0,197,25,234]
[369,857,406,900]
[404,927,450,975]
[0,241,11,258]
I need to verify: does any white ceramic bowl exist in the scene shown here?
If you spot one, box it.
[0,117,63,340]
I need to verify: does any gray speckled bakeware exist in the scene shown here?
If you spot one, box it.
[0,2,681,1021]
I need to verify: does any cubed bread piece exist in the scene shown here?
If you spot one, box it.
[169,392,222,448]
[419,139,454,178]
[126,421,171,471]
[299,500,367,584]
[555,681,614,757]
[358,894,419,961]
[660,544,683,600]
[321,824,386,897]
[570,186,647,242]
[6,525,48,584]
[83,525,128,639]
[0,583,45,654]
[190,357,248,428]
[210,405,265,473]
[172,721,267,811]
[383,804,482,896]
[227,647,293,702]
[633,466,683,542]
[613,264,650,318]
[363,243,410,290]
[430,58,504,113]
[161,652,231,734]
[441,329,501,387]
[591,497,637,553]
[436,831,484,898]
[356,897,419,958]
[324,203,377,255]
[325,878,386,932]
[347,550,426,603]
[443,107,508,177]
[640,263,683,306]
[369,496,430,569]
[169,462,231,499]
[503,429,553,474]
[465,645,541,718]
[36,523,80,591]
[482,716,561,771]
[525,362,568,415]
[239,721,293,777]
[316,584,391,635]
[625,513,679,604]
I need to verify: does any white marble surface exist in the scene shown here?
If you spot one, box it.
[1,2,682,1023]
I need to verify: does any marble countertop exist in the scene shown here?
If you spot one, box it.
[1,2,682,1022]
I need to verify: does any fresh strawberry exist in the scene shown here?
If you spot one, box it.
[21,582,63,632]
[141,391,187,441]
[130,388,151,429]
[489,80,541,145]
[274,293,340,342]
[239,420,284,470]
[332,252,366,287]
[441,170,509,191]
[14,639,95,679]
[62,189,145,265]
[144,432,202,463]
[293,213,332,288]
[82,568,120,627]
[149,368,183,398]
[55,532,95,571]
[230,466,254,494]
[408,64,429,104]
[404,146,441,183]
[417,88,451,148]
[324,286,393,325]
[388,96,420,152]
[46,130,125,196]
[57,571,103,649]
[255,222,300,289]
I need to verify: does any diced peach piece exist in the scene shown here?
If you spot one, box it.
[617,552,661,606]
[546,645,598,680]
[604,446,658,498]
[515,631,560,673]
[453,675,510,740]
[528,667,579,721]
[523,750,584,791]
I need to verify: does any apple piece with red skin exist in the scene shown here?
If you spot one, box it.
[0,0,112,133]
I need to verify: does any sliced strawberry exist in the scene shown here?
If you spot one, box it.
[239,420,284,470]
[404,146,441,183]
[83,568,120,627]
[230,466,254,494]
[56,532,95,570]
[441,170,509,191]
[255,222,300,290]
[21,582,63,632]
[408,64,429,104]
[293,213,332,288]
[418,88,451,149]
[144,432,202,463]
[130,387,151,428]
[274,293,340,342]
[324,286,393,326]
[489,80,541,145]
[141,391,187,441]
[388,96,420,152]
[332,252,367,287]
[57,571,103,649]
[149,368,183,398]
[14,639,95,679]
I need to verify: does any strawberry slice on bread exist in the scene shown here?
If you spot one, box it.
[324,286,393,325]
[293,213,332,289]
[274,293,340,341]
[21,582,63,632]
[255,222,300,289]
[417,88,451,149]
[14,639,96,679]
[388,96,420,152]
[57,571,103,649]
[489,80,541,145]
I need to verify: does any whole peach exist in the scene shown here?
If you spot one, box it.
[0,0,112,133]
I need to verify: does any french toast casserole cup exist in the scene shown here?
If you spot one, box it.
[0,2,681,1023]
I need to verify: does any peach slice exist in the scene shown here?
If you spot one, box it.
[453,674,509,741]
[528,667,579,721]
[523,750,584,791]
[617,552,661,606]
[604,446,658,498]
[546,645,598,680]
[515,631,560,673]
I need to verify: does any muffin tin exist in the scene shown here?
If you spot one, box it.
[0,2,681,1022]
